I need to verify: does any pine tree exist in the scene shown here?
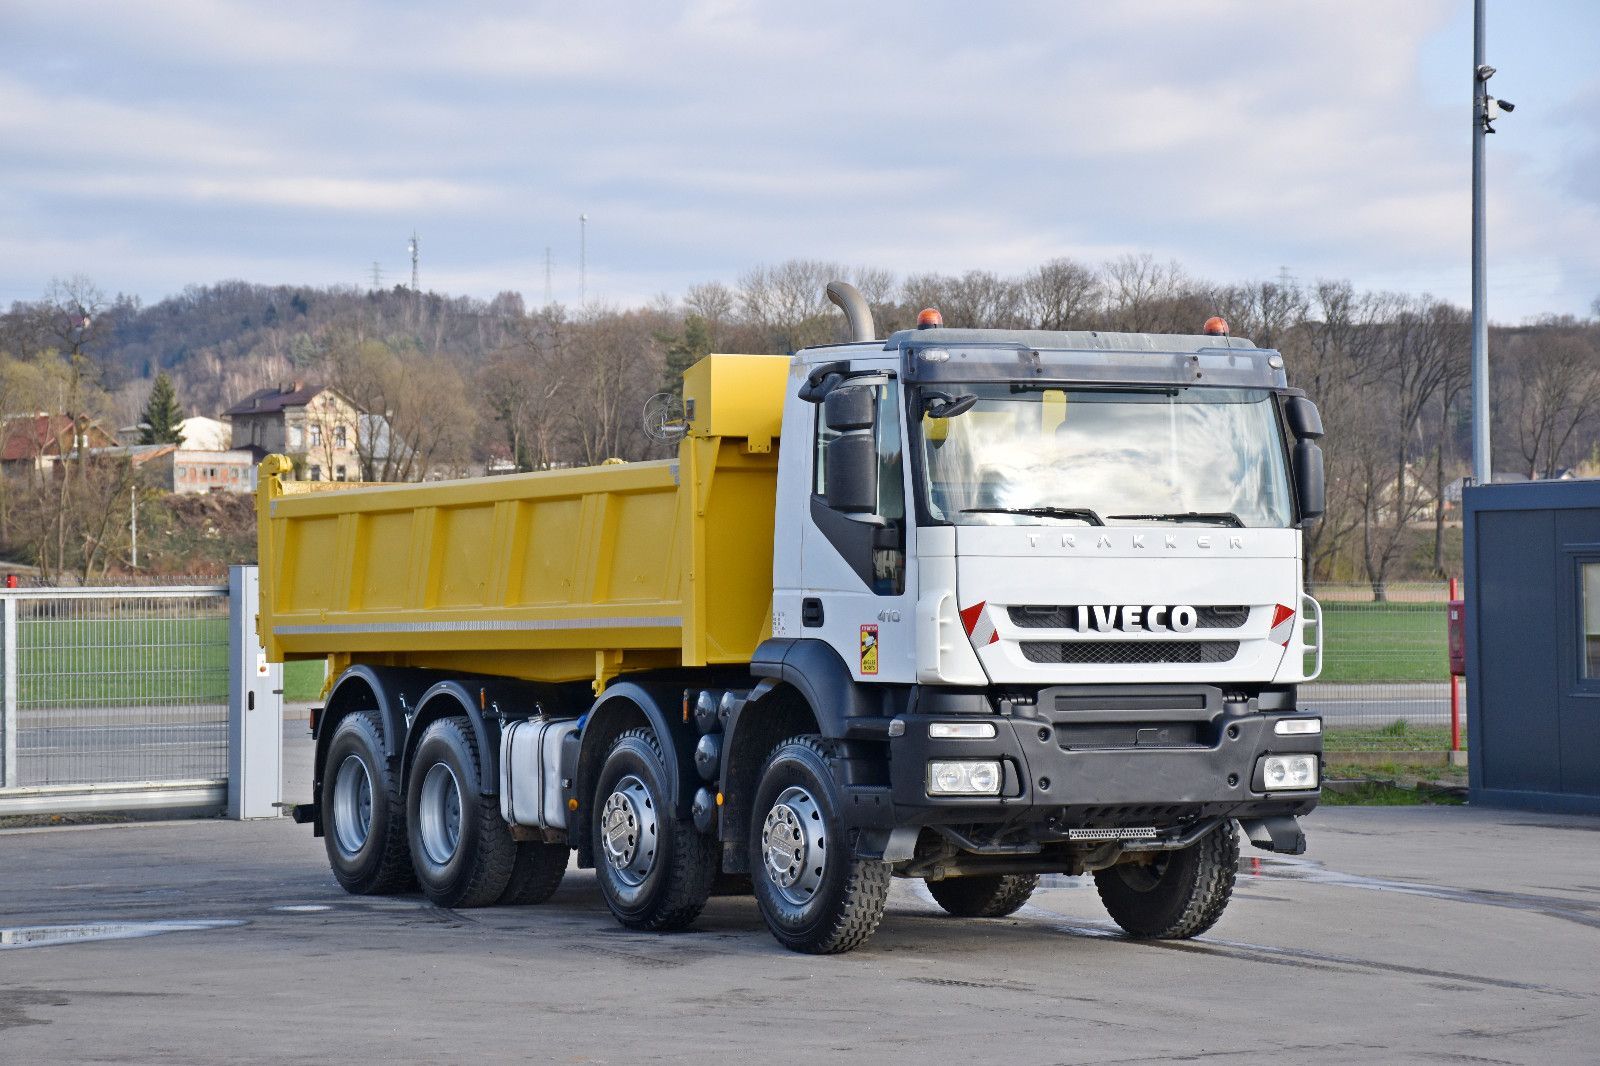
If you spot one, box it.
[662,315,713,396]
[139,373,186,446]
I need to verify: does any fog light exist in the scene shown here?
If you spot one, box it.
[928,721,998,739]
[927,760,1003,796]
[1261,754,1319,791]
[1274,718,1322,736]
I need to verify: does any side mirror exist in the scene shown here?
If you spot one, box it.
[825,434,877,513]
[823,385,878,513]
[824,385,875,432]
[1294,438,1325,522]
[1286,395,1323,439]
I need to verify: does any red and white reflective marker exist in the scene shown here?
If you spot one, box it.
[959,601,999,647]
[1269,603,1296,646]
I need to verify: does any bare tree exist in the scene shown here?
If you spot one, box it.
[1500,322,1600,479]
[1021,258,1101,330]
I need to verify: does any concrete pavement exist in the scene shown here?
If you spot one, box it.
[1,801,1596,1063]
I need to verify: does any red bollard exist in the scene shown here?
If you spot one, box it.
[1447,577,1462,752]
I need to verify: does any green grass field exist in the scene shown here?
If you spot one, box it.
[10,599,1444,708]
[14,617,326,707]
[1316,601,1448,683]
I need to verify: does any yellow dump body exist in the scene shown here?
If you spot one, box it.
[256,354,792,689]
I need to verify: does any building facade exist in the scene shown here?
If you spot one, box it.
[223,383,365,482]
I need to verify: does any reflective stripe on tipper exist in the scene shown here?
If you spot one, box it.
[274,616,682,636]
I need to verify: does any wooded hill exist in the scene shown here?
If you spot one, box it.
[2,257,1597,586]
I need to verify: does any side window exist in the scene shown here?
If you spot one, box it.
[812,380,905,594]
[1581,561,1600,680]
[813,382,903,519]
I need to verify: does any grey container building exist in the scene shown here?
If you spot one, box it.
[1464,480,1600,814]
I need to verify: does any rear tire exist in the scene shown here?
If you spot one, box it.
[1094,822,1238,939]
[406,717,516,908]
[749,736,890,954]
[590,728,715,931]
[321,710,414,895]
[926,874,1038,918]
[499,841,569,905]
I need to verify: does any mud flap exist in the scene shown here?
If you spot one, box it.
[1238,815,1306,855]
[855,825,920,862]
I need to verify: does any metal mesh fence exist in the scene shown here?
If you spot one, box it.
[1,587,230,790]
[1305,582,1462,753]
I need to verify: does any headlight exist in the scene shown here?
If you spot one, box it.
[1261,754,1319,791]
[928,721,997,739]
[927,760,1002,796]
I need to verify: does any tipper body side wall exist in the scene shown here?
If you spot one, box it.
[256,354,791,686]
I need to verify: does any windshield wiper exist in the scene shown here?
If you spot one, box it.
[961,506,1104,525]
[1106,511,1245,527]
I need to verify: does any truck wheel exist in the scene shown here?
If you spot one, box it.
[926,874,1039,918]
[321,710,414,895]
[1094,822,1238,939]
[499,842,569,905]
[406,716,516,908]
[591,728,715,931]
[749,736,890,955]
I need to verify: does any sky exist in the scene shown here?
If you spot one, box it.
[2,0,1597,322]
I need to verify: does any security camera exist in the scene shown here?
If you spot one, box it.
[1477,64,1496,80]
[1497,98,1515,113]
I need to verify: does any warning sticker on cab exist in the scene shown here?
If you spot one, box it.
[859,624,879,675]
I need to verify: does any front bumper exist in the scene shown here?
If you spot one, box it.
[855,685,1320,831]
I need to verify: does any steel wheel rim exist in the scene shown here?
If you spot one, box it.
[600,775,657,887]
[417,762,463,867]
[332,754,373,858]
[762,785,826,907]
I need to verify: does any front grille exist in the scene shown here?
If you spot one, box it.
[1020,640,1240,665]
[1010,605,1250,630]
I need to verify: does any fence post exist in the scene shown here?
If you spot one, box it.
[228,565,282,818]
[2,596,15,789]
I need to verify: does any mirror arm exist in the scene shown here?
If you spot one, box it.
[799,360,851,403]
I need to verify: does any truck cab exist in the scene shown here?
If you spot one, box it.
[721,296,1327,948]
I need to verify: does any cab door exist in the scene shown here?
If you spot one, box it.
[788,369,917,682]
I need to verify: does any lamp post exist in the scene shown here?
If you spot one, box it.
[1471,0,1514,486]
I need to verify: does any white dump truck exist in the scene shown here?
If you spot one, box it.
[263,282,1325,953]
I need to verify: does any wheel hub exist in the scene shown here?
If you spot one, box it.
[601,776,657,886]
[762,786,825,905]
[332,754,373,858]
[417,762,463,867]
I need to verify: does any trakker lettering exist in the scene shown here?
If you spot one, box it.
[1074,605,1199,633]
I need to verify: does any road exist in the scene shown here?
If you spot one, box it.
[1,803,1596,1063]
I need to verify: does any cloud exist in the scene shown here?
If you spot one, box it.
[0,0,1595,319]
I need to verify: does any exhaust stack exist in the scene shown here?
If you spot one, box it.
[826,281,876,343]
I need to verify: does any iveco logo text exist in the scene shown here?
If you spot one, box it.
[1025,533,1245,550]
[1075,606,1199,633]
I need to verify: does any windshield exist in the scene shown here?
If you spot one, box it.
[916,386,1294,528]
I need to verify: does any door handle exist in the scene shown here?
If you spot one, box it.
[802,598,824,628]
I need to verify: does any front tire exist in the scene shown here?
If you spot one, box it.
[321,710,413,895]
[749,736,890,954]
[405,717,517,908]
[926,874,1038,918]
[1094,822,1238,939]
[590,728,715,931]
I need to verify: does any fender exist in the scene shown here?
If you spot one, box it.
[750,638,880,738]
[579,681,700,821]
[402,679,517,796]
[310,665,438,835]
